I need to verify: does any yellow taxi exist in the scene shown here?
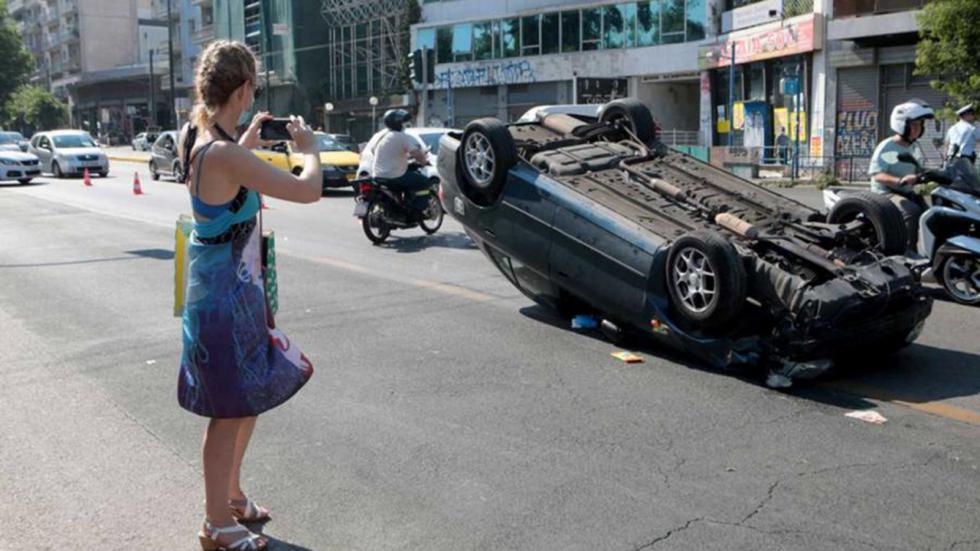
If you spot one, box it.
[253,132,360,193]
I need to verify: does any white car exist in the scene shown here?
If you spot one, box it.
[516,104,603,123]
[0,149,42,184]
[357,127,453,183]
[29,130,109,178]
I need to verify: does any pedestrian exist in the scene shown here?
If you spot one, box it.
[944,103,977,167]
[177,40,322,551]
[868,100,934,251]
[776,126,789,165]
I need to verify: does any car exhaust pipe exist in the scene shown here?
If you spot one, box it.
[715,213,759,239]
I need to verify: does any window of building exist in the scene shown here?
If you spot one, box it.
[436,26,452,63]
[637,1,661,46]
[521,14,540,56]
[499,18,519,58]
[604,3,636,49]
[452,23,473,61]
[685,0,705,40]
[417,28,435,51]
[662,0,686,43]
[473,21,493,60]
[560,10,580,53]
[581,7,602,50]
[541,12,560,54]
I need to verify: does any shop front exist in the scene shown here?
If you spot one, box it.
[699,13,824,173]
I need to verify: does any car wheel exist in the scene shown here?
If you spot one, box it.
[172,161,183,182]
[666,230,747,329]
[362,200,390,245]
[827,191,907,256]
[458,118,517,205]
[938,254,980,305]
[52,161,63,178]
[17,178,32,185]
[99,171,108,178]
[419,194,444,234]
[598,98,656,143]
[149,161,159,180]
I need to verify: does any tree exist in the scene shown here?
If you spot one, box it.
[916,0,980,113]
[0,0,36,109]
[6,85,67,133]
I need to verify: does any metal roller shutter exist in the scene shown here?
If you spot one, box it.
[835,66,879,180]
[881,63,952,168]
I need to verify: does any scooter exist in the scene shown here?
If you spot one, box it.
[824,155,980,305]
[352,164,445,245]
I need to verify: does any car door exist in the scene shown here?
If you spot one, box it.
[159,134,176,174]
[32,136,52,171]
[547,192,658,319]
[483,165,560,299]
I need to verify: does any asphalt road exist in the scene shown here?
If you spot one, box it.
[1,161,979,550]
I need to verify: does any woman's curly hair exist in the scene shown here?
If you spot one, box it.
[189,40,256,131]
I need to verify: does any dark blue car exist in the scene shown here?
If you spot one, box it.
[437,99,933,387]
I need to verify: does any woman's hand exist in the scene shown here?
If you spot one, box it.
[238,111,274,150]
[288,116,316,155]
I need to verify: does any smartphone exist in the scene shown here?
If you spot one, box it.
[260,118,292,141]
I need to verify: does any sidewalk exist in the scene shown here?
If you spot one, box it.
[104,146,150,163]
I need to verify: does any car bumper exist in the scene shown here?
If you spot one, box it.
[322,172,356,189]
[65,161,109,174]
[0,166,41,180]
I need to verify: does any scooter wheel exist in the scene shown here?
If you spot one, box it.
[362,200,390,245]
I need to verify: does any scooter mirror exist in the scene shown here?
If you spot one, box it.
[897,152,919,166]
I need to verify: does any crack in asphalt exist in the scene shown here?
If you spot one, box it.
[632,517,703,550]
[949,539,980,550]
[739,480,780,525]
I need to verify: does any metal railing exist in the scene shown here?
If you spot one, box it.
[783,0,815,18]
[659,129,701,147]
[833,0,928,18]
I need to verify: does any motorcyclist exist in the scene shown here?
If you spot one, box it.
[944,103,977,167]
[364,109,430,210]
[868,100,934,251]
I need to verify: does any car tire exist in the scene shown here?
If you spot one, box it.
[362,200,390,245]
[827,191,907,256]
[52,161,63,178]
[419,194,444,234]
[172,161,183,182]
[18,178,32,185]
[99,171,108,178]
[149,161,159,180]
[666,230,747,329]
[598,98,656,143]
[458,118,517,205]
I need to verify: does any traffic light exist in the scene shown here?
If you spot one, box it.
[425,48,435,83]
[409,49,423,85]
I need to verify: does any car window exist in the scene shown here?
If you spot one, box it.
[0,132,21,145]
[316,135,348,152]
[39,136,50,148]
[417,132,442,154]
[52,134,97,148]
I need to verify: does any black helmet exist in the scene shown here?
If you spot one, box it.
[383,109,411,131]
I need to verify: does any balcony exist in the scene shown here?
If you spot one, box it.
[834,0,928,17]
[191,24,214,45]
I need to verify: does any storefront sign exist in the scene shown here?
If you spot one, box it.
[774,107,807,142]
[576,77,629,104]
[810,136,823,157]
[698,14,821,70]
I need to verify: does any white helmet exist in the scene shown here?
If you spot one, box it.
[889,100,934,141]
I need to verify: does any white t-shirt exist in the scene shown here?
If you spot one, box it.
[946,120,977,157]
[368,130,420,178]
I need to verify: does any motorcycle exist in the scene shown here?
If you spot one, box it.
[823,154,980,305]
[352,164,445,245]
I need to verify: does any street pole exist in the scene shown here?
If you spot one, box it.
[149,49,155,127]
[727,42,735,148]
[421,46,429,126]
[793,84,801,180]
[166,0,177,128]
[262,0,271,112]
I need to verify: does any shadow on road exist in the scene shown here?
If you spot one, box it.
[379,231,477,253]
[0,180,48,188]
[247,525,313,551]
[518,304,980,412]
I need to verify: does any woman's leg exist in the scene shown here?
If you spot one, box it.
[229,416,258,501]
[203,417,245,526]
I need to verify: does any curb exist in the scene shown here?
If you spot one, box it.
[107,154,149,163]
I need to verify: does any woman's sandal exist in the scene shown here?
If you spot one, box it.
[198,520,267,551]
[230,497,271,523]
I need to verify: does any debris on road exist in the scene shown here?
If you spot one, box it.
[611,351,643,364]
[571,315,598,329]
[845,410,888,425]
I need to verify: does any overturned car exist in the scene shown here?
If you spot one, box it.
[437,99,933,386]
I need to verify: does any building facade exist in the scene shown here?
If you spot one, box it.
[7,0,167,141]
[150,0,216,124]
[411,0,716,147]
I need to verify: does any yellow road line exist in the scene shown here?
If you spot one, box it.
[822,381,980,426]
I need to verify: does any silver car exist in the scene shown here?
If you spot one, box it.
[29,130,109,178]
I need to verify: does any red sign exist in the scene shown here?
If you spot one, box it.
[699,15,821,69]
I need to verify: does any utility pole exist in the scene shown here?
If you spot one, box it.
[420,46,428,126]
[149,49,155,127]
[166,0,177,127]
[727,42,735,148]
[261,0,271,112]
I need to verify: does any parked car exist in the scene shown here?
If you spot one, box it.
[437,98,933,387]
[148,131,182,181]
[29,130,109,178]
[0,149,41,184]
[132,132,149,151]
[0,131,30,152]
[357,127,453,184]
[252,132,360,193]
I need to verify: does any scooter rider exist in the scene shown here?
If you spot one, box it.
[365,109,430,209]
[868,100,934,250]
[945,103,977,167]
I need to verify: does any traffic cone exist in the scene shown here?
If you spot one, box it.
[260,195,268,210]
[132,171,143,195]
[83,168,92,187]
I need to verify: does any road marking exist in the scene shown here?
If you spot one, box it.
[822,381,980,427]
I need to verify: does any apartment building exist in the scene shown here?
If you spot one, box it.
[149,0,216,122]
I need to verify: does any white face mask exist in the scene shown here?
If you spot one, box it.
[237,107,253,128]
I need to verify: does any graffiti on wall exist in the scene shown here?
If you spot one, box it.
[836,110,878,157]
[435,60,537,89]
